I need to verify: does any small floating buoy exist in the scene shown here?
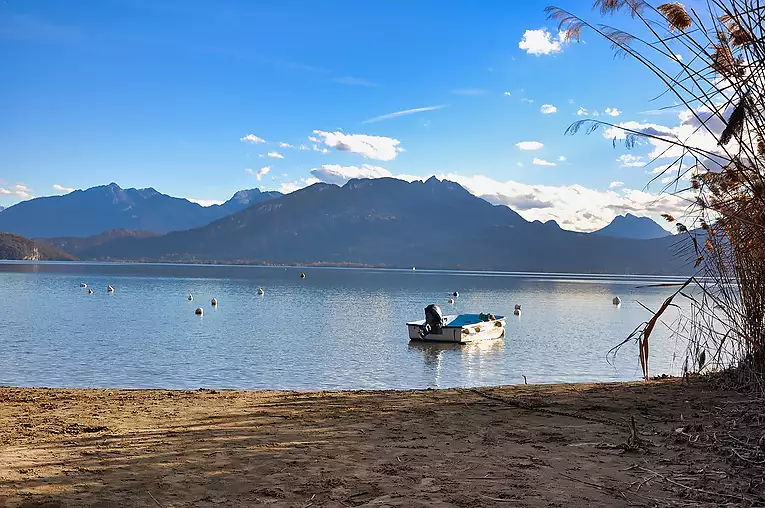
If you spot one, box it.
[257,287,265,295]
[195,307,204,315]
[211,298,217,306]
[613,296,621,306]
[188,294,193,301]
[300,273,306,279]
[514,308,521,316]
[412,266,416,271]
[80,282,87,288]
[448,298,455,304]
[514,304,521,311]
[107,285,114,293]
[452,292,459,298]
[87,289,93,294]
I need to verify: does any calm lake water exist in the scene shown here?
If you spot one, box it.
[0,262,690,390]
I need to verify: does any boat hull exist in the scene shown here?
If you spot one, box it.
[407,315,506,344]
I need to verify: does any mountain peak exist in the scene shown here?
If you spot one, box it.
[593,214,670,240]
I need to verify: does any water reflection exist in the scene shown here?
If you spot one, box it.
[408,339,506,388]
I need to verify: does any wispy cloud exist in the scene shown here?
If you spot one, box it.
[516,141,544,150]
[333,76,378,87]
[361,105,448,124]
[617,154,644,167]
[240,134,266,144]
[246,166,271,181]
[605,107,621,117]
[533,158,556,166]
[503,92,512,97]
[453,89,488,96]
[278,142,293,149]
[53,184,75,193]
[521,98,535,104]
[0,13,84,42]
[298,144,310,151]
[609,181,625,188]
[558,156,566,161]
[266,151,284,159]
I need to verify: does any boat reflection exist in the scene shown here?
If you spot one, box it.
[408,339,506,388]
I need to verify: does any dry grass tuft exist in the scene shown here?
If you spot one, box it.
[657,2,692,31]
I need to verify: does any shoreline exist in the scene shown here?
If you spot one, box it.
[2,379,762,507]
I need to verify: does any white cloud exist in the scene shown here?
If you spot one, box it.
[533,158,556,166]
[540,104,557,114]
[310,164,394,185]
[279,177,321,194]
[437,174,685,232]
[568,98,575,104]
[604,107,621,117]
[187,198,225,207]
[577,107,588,116]
[453,89,488,96]
[299,144,309,151]
[609,181,624,189]
[503,92,512,97]
[516,141,544,150]
[617,154,644,167]
[517,162,524,167]
[266,151,284,159]
[246,166,271,181]
[312,145,329,154]
[521,98,535,103]
[558,156,566,161]
[312,130,404,161]
[240,134,266,144]
[361,105,447,124]
[278,142,293,148]
[53,184,75,193]
[307,136,320,143]
[0,184,32,200]
[518,28,566,56]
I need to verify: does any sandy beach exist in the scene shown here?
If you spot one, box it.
[1,380,762,507]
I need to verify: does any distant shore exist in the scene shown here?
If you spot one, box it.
[1,380,760,507]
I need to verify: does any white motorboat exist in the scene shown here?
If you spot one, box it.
[407,304,506,344]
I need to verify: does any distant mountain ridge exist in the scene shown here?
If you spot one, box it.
[78,177,693,275]
[0,233,75,261]
[38,229,158,255]
[0,183,282,238]
[592,213,671,240]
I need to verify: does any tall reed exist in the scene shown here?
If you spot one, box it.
[547,0,765,391]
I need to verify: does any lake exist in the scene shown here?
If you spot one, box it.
[0,262,690,390]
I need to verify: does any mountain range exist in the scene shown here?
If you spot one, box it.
[0,183,282,238]
[593,213,671,240]
[0,233,75,261]
[69,177,691,275]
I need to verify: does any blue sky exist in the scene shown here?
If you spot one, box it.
[1,0,696,231]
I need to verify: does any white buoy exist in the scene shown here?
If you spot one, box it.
[257,287,265,295]
[188,294,193,301]
[514,308,521,316]
[195,307,204,315]
[80,282,87,288]
[211,298,217,306]
[87,289,93,295]
[107,285,114,293]
[613,296,621,306]
[452,291,459,297]
[514,304,521,311]
[448,298,455,304]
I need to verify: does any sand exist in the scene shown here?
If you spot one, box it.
[0,380,763,507]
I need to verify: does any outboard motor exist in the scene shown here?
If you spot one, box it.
[419,304,444,338]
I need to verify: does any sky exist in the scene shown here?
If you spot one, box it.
[1,0,708,232]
